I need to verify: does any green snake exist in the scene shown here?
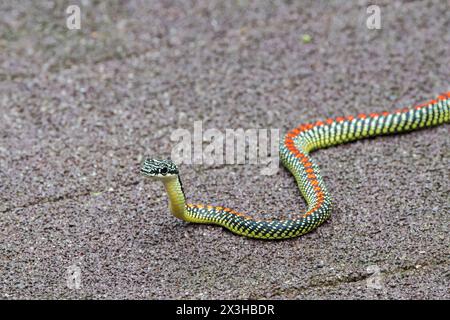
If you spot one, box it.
[141,92,450,240]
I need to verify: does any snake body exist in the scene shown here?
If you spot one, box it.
[141,92,450,239]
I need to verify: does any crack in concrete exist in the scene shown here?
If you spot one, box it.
[0,180,140,214]
[270,259,448,297]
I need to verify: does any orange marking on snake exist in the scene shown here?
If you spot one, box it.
[415,103,427,110]
[287,133,296,138]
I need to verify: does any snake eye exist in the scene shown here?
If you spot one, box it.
[161,167,168,175]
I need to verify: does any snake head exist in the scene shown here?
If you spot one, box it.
[140,158,179,178]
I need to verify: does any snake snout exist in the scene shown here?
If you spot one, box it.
[140,158,179,178]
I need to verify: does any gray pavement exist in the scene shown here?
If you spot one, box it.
[0,0,449,299]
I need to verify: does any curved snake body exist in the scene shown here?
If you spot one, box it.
[142,93,450,239]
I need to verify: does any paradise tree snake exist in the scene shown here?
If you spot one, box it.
[141,92,449,239]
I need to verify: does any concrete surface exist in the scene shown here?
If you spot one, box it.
[0,0,449,299]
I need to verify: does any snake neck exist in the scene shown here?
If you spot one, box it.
[161,175,189,221]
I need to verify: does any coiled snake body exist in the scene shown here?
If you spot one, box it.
[141,93,450,239]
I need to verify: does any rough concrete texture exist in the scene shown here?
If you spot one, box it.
[0,0,449,299]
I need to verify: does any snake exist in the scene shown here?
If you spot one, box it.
[141,92,450,240]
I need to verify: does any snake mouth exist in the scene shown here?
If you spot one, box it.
[140,158,179,178]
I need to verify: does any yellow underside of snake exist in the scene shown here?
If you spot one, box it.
[141,92,450,240]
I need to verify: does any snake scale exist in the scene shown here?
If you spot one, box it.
[141,92,450,240]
